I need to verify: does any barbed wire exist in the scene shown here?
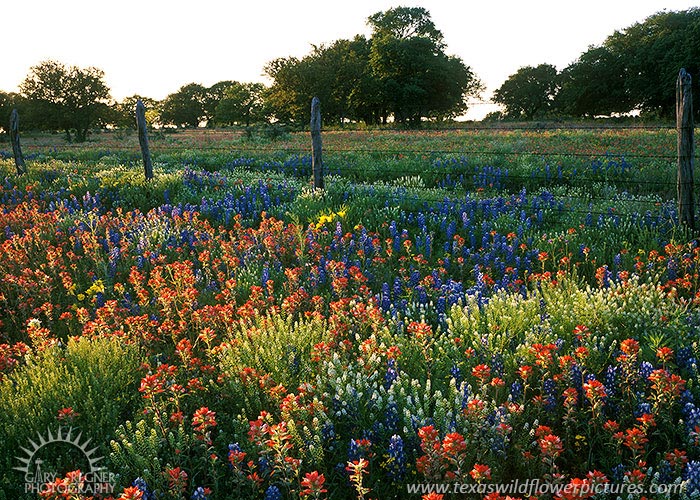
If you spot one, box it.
[1,126,689,211]
[320,170,676,189]
[12,144,685,162]
[334,190,674,220]
[321,124,677,131]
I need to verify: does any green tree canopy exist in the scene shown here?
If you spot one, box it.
[263,57,306,123]
[159,83,208,127]
[0,91,22,133]
[367,6,444,47]
[606,8,700,117]
[204,81,236,125]
[556,46,632,118]
[493,64,559,120]
[214,82,266,126]
[556,8,700,118]
[264,37,377,125]
[263,7,481,126]
[368,6,481,125]
[19,60,111,142]
[111,95,159,129]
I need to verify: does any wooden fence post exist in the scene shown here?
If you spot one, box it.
[136,99,153,180]
[310,97,324,190]
[677,68,695,230]
[10,109,27,175]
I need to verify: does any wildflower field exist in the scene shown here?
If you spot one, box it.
[1,126,700,499]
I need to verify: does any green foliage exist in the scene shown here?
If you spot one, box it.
[493,64,559,120]
[0,336,142,497]
[368,6,444,45]
[557,46,632,118]
[0,91,21,133]
[443,275,691,378]
[219,314,332,391]
[108,418,167,493]
[0,125,699,497]
[214,83,266,127]
[19,60,111,142]
[94,165,188,212]
[559,8,700,118]
[264,7,481,126]
[111,95,160,130]
[606,8,700,117]
[159,83,209,128]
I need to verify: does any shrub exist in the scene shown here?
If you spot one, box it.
[0,336,143,498]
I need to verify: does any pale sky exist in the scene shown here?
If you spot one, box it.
[4,1,698,119]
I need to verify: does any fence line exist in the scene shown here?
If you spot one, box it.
[4,144,689,161]
[337,191,670,207]
[0,150,681,190]
[344,199,672,219]
[0,124,690,212]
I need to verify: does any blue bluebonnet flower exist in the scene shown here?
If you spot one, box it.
[491,354,504,378]
[387,434,406,481]
[682,390,695,407]
[604,365,618,395]
[677,346,693,369]
[667,258,678,281]
[380,282,391,311]
[191,486,209,500]
[656,459,672,483]
[634,402,652,417]
[321,422,336,443]
[684,461,700,496]
[611,463,626,482]
[639,361,654,381]
[392,277,403,299]
[385,359,398,389]
[539,298,548,320]
[684,403,700,435]
[570,364,583,392]
[389,220,397,238]
[450,364,462,384]
[348,437,371,462]
[543,378,556,411]
[436,296,446,315]
[613,253,621,270]
[263,485,282,500]
[417,286,428,305]
[258,456,271,475]
[132,477,155,500]
[460,382,471,410]
[510,380,523,400]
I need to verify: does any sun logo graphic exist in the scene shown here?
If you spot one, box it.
[13,426,116,496]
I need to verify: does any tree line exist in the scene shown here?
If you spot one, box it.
[0,7,697,142]
[492,8,700,120]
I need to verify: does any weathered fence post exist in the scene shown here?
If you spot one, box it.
[677,68,695,230]
[10,109,27,175]
[310,97,324,190]
[136,99,153,180]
